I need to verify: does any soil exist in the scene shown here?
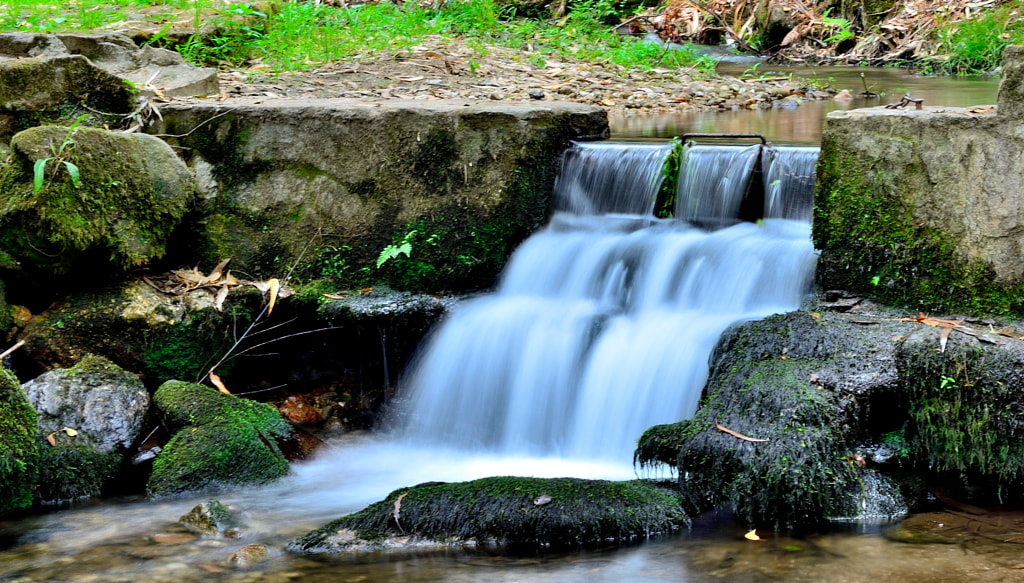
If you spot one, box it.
[160,35,837,114]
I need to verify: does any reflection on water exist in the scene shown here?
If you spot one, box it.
[612,65,1001,144]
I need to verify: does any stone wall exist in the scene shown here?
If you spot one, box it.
[148,99,607,292]
[813,46,1024,315]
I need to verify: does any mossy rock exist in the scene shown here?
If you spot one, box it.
[17,280,251,385]
[147,381,292,497]
[0,124,193,276]
[0,54,133,118]
[289,476,687,552]
[151,101,607,293]
[0,367,38,515]
[34,435,119,505]
[896,325,1024,502]
[635,311,917,526]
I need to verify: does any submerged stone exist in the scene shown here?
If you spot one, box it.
[288,476,687,553]
[179,498,238,537]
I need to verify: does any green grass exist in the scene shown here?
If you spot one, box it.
[0,0,715,76]
[929,4,1024,74]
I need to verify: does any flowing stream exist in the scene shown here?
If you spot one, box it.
[0,71,1014,582]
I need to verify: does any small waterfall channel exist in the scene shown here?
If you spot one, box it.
[397,140,819,462]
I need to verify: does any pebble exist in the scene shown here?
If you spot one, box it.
[228,544,271,567]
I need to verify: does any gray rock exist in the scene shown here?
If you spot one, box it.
[22,355,149,504]
[23,355,149,454]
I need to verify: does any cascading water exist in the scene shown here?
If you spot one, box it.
[674,143,760,226]
[397,141,819,462]
[763,146,819,221]
[551,142,674,216]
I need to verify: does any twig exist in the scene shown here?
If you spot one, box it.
[152,106,243,139]
[0,340,25,360]
[715,419,769,442]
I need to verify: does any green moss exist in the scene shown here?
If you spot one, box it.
[142,314,242,384]
[35,436,119,505]
[147,418,289,497]
[897,332,1024,501]
[289,476,687,552]
[0,368,38,515]
[0,126,193,274]
[635,313,871,526]
[147,381,292,497]
[813,149,1024,316]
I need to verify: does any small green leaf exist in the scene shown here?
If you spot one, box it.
[62,160,80,187]
[33,158,49,193]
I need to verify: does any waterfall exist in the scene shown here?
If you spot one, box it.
[675,144,760,226]
[763,146,819,221]
[552,142,674,216]
[396,142,818,462]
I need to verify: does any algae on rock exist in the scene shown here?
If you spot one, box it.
[289,476,687,553]
[0,367,38,515]
[147,381,293,497]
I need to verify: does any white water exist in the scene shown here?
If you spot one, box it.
[395,142,818,463]
[763,146,819,221]
[552,142,674,216]
[675,143,760,225]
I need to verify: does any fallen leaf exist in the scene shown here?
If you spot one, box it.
[715,420,768,443]
[393,492,409,533]
[209,372,231,395]
[62,427,78,437]
[322,293,347,300]
[359,287,373,295]
[268,278,280,315]
[809,373,820,384]
[809,312,821,319]
[534,494,552,506]
[205,258,232,283]
[939,324,954,353]
[46,432,56,447]
[398,75,425,82]
[214,286,229,312]
[744,529,760,541]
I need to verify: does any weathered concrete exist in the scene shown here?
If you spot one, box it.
[814,45,1024,315]
[148,98,608,292]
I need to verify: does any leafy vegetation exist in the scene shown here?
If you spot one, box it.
[930,3,1024,74]
[0,0,715,76]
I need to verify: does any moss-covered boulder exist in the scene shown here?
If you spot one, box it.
[0,125,193,277]
[289,477,687,553]
[0,367,38,515]
[149,100,607,292]
[21,355,149,504]
[636,310,915,525]
[147,381,293,497]
[896,324,1024,503]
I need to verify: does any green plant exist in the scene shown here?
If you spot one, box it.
[930,4,1024,74]
[821,8,854,44]
[376,230,417,269]
[33,115,85,193]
